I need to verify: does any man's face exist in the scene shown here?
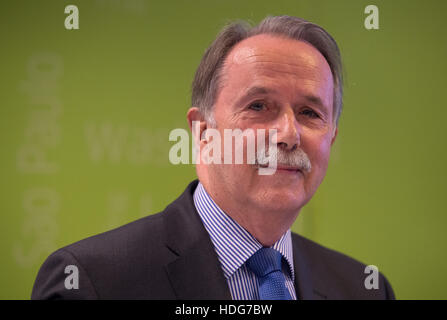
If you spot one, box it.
[207,34,337,215]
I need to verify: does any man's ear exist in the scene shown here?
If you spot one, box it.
[331,127,338,146]
[187,107,207,141]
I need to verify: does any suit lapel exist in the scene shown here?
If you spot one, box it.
[163,180,232,300]
[165,240,232,300]
[292,233,323,300]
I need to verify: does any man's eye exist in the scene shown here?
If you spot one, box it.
[300,109,320,118]
[248,101,266,112]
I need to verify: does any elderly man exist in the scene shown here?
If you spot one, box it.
[32,16,394,300]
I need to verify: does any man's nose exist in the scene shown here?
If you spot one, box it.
[275,108,300,151]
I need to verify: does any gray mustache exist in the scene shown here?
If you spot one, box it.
[256,146,312,173]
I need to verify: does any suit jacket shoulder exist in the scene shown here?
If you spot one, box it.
[31,180,230,300]
[290,232,395,299]
[31,212,173,299]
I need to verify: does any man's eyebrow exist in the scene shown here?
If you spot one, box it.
[244,86,276,96]
[236,86,276,105]
[237,86,329,110]
[303,94,327,109]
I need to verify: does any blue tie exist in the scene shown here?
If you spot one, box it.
[247,247,292,300]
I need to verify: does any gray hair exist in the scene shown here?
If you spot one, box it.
[191,15,344,126]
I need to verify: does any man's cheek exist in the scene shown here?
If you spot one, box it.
[314,136,333,163]
[305,140,331,178]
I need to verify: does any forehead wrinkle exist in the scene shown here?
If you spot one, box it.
[252,60,325,81]
[225,57,331,97]
[227,54,323,77]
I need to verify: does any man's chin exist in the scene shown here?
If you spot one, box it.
[253,187,307,213]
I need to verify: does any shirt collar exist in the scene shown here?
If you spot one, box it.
[193,182,295,281]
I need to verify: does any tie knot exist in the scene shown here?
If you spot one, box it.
[247,247,283,277]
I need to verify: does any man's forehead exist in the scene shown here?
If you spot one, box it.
[218,34,334,108]
[225,34,330,72]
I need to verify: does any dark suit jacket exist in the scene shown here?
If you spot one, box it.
[31,180,395,300]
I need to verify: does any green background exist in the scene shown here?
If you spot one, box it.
[1,0,446,299]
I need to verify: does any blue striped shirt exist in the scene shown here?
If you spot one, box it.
[193,182,297,300]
